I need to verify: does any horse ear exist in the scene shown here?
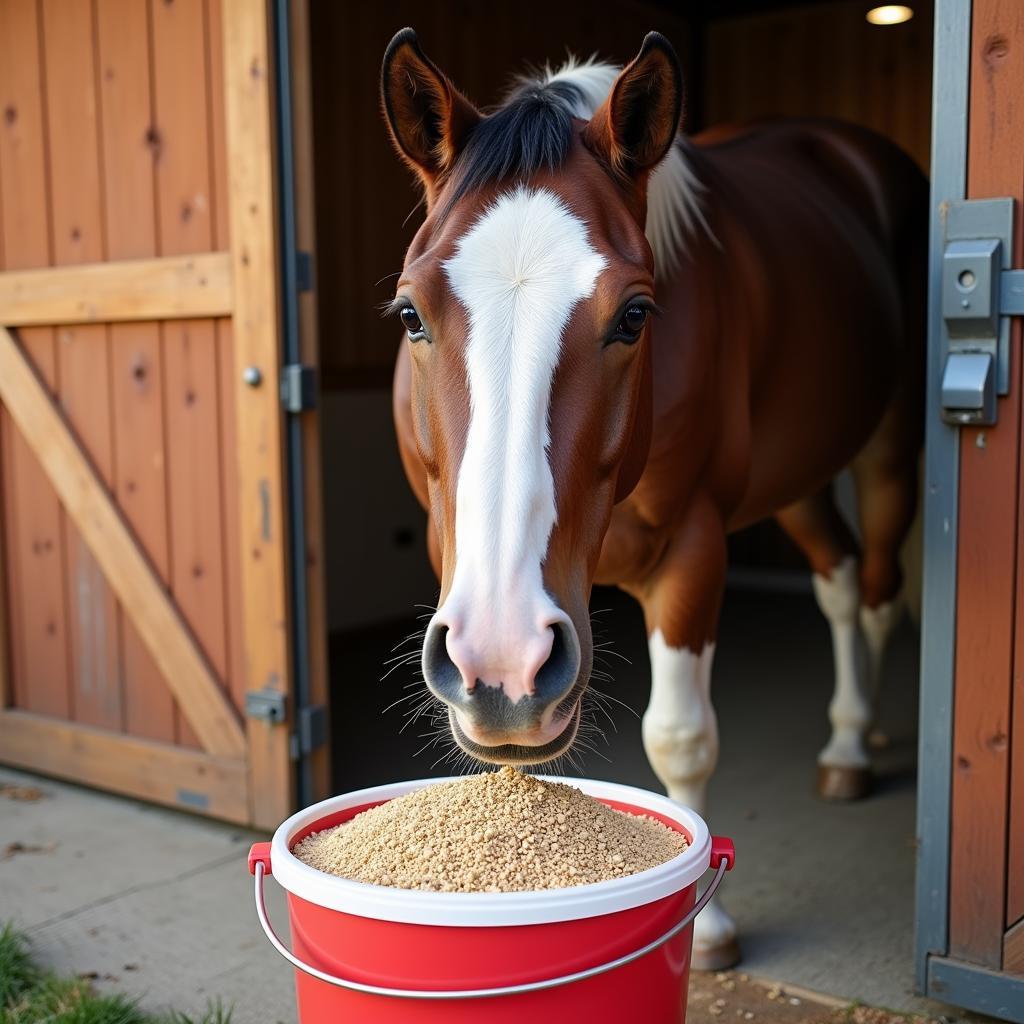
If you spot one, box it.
[584,32,683,179]
[381,28,481,191]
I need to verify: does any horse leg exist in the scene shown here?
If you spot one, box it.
[637,495,737,970]
[851,423,919,747]
[775,488,873,800]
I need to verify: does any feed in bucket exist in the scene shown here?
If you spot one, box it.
[292,766,687,892]
[249,775,734,1023]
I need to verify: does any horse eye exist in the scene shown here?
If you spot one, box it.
[400,306,424,336]
[612,304,648,343]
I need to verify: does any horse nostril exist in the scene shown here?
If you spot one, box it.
[422,623,466,699]
[534,619,579,706]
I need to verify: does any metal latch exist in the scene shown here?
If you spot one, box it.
[246,687,287,723]
[941,352,995,426]
[940,198,1020,425]
[281,363,317,413]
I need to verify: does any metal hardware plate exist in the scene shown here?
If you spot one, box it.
[943,198,1013,397]
[297,704,328,755]
[246,687,287,723]
[281,363,317,413]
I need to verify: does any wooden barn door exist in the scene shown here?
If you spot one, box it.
[917,0,1024,1016]
[0,0,319,830]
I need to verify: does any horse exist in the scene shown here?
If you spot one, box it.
[381,28,926,969]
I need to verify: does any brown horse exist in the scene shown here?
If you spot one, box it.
[381,29,926,968]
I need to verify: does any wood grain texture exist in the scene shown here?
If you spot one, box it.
[1006,917,1024,976]
[42,0,122,734]
[207,0,246,720]
[0,326,246,758]
[0,0,71,720]
[950,0,1024,969]
[96,0,176,746]
[162,320,230,700]
[223,0,294,827]
[0,709,249,823]
[704,1,933,173]
[0,253,233,326]
[151,0,233,749]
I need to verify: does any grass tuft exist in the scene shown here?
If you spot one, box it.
[0,923,231,1024]
[0,925,39,1007]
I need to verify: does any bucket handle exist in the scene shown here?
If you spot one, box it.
[251,837,734,1001]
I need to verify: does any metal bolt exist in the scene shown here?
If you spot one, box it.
[243,366,262,387]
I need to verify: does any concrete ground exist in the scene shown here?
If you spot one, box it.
[1,770,290,1022]
[0,587,988,1022]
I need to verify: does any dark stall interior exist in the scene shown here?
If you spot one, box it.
[306,0,935,1007]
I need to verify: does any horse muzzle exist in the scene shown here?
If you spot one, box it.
[421,613,584,763]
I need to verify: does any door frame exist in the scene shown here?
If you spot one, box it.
[917,0,1024,1016]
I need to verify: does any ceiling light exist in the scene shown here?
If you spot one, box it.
[866,5,914,25]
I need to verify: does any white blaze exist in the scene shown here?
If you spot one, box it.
[439,187,605,688]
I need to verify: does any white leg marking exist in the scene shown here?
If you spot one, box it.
[642,632,735,957]
[860,598,903,747]
[813,556,871,769]
[643,632,717,815]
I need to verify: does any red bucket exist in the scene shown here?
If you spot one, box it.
[249,776,734,1023]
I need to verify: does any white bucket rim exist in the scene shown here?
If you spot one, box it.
[269,775,712,927]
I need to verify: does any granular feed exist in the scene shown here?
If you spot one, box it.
[292,766,687,892]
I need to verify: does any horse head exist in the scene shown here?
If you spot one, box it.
[381,28,681,763]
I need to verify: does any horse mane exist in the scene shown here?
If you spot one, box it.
[442,56,708,275]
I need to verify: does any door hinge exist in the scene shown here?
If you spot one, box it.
[940,197,1022,426]
[292,704,328,759]
[296,250,314,293]
[281,363,317,413]
[245,687,287,723]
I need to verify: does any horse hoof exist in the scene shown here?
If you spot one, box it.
[816,764,871,801]
[691,937,742,972]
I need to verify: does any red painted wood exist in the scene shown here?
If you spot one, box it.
[950,0,1024,968]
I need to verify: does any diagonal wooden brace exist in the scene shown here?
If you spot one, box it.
[0,325,246,759]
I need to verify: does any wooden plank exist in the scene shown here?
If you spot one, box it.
[42,0,122,734]
[950,0,1024,968]
[151,0,230,749]
[291,0,330,799]
[223,0,294,827]
[0,326,246,758]
[217,319,247,717]
[0,709,248,824]
[1006,917,1024,976]
[1012,571,1024,924]
[207,0,246,720]
[207,0,231,251]
[0,252,233,326]
[0,424,9,709]
[110,324,177,742]
[0,0,72,721]
[163,319,230,733]
[96,0,177,746]
[151,0,217,253]
[57,320,122,731]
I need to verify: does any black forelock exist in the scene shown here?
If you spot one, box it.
[436,77,586,220]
